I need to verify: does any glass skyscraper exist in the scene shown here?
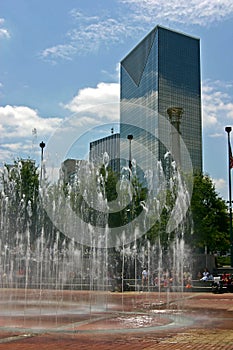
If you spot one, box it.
[120,25,202,175]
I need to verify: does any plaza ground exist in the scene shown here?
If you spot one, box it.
[0,290,232,349]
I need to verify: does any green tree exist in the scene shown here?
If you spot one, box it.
[100,165,147,228]
[190,173,229,253]
[1,158,40,244]
[146,172,229,255]
[2,159,39,201]
[146,188,177,249]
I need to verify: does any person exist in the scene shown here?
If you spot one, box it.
[184,271,192,288]
[211,276,223,294]
[221,272,230,284]
[142,268,148,287]
[200,268,210,281]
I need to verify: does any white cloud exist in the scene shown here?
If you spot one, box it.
[40,1,233,63]
[0,18,10,39]
[64,82,119,111]
[62,78,233,138]
[0,105,62,163]
[212,177,227,197]
[102,63,120,81]
[0,28,10,39]
[0,105,61,139]
[40,11,140,63]
[202,80,233,133]
[0,83,120,164]
[119,0,233,26]
[40,44,77,64]
[67,18,129,46]
[2,78,233,165]
[62,82,120,124]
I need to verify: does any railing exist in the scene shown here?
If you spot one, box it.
[0,276,213,292]
[5,272,232,292]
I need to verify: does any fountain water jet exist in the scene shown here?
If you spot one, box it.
[0,105,194,334]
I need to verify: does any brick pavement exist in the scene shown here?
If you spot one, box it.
[0,292,232,349]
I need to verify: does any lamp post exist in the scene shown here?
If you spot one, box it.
[127,134,133,179]
[127,134,134,283]
[225,126,233,268]
[39,141,45,183]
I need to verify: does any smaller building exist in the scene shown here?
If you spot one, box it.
[60,159,79,185]
[89,133,120,174]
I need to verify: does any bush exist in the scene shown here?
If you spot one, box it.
[217,256,231,267]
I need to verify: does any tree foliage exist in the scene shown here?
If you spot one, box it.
[146,172,229,254]
[190,173,229,253]
[1,159,40,244]
[1,159,229,255]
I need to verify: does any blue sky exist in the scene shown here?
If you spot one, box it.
[1,0,233,199]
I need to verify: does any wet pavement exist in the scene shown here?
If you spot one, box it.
[0,290,232,349]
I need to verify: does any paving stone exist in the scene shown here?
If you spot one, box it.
[0,292,232,349]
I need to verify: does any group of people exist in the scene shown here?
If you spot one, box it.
[221,272,233,288]
[198,267,233,293]
[211,272,233,293]
[142,268,192,289]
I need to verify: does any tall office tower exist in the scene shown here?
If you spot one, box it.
[120,25,202,175]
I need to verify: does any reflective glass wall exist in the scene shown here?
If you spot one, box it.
[120,25,202,175]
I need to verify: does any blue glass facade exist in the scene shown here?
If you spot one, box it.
[120,25,202,174]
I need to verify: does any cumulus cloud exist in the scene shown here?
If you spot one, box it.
[62,82,120,124]
[2,78,233,166]
[63,82,119,111]
[0,105,62,163]
[0,105,61,138]
[0,82,120,164]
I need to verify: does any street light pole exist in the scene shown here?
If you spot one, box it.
[127,134,133,180]
[39,141,45,183]
[127,134,134,281]
[225,127,233,268]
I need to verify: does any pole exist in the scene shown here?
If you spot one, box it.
[39,141,45,183]
[225,127,233,267]
[127,134,133,180]
[127,134,133,274]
